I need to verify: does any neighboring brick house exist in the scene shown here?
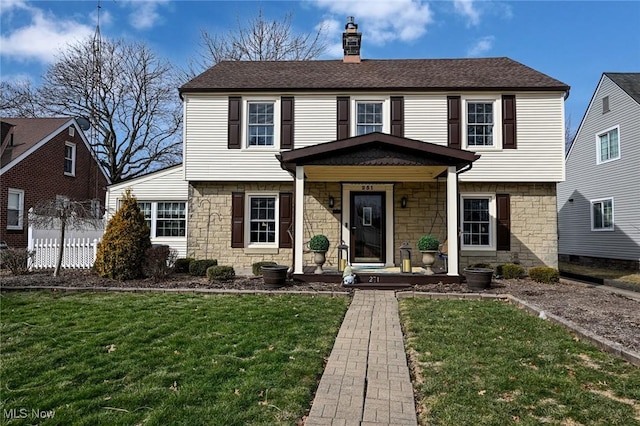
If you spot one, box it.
[179,20,569,280]
[0,117,110,248]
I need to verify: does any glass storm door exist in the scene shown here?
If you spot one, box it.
[350,192,385,263]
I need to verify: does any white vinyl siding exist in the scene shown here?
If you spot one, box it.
[596,125,620,164]
[590,198,614,231]
[404,95,447,144]
[7,188,24,230]
[295,96,336,147]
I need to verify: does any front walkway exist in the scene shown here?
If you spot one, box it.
[306,290,417,425]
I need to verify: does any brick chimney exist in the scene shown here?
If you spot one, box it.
[342,17,362,63]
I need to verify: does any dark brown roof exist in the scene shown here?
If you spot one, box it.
[277,132,479,172]
[605,72,640,105]
[180,57,569,93]
[1,117,72,168]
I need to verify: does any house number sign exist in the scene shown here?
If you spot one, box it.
[361,184,375,191]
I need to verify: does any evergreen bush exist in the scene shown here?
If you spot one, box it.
[528,266,559,284]
[189,259,218,276]
[174,257,195,273]
[497,263,525,279]
[309,235,330,251]
[142,245,178,282]
[417,234,440,251]
[94,189,151,280]
[207,265,235,281]
[252,261,277,276]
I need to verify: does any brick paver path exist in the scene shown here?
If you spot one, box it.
[306,290,417,425]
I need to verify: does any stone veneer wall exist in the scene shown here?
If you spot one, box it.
[459,182,558,269]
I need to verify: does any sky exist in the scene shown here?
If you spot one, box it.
[1,0,639,132]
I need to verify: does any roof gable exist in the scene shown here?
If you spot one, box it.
[605,72,640,105]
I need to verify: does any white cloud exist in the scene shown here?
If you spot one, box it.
[122,0,169,30]
[454,0,481,26]
[316,18,344,58]
[311,0,433,46]
[0,4,93,63]
[467,35,495,57]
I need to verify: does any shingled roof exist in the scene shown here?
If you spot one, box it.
[1,117,72,168]
[180,57,569,94]
[605,72,640,104]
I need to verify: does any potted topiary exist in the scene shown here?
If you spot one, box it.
[309,234,330,274]
[417,234,440,275]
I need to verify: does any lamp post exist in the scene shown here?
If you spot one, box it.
[337,241,349,272]
[400,242,412,273]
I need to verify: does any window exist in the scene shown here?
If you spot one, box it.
[64,142,76,175]
[69,126,75,137]
[602,96,610,114]
[136,201,186,237]
[597,126,620,164]
[249,196,276,244]
[7,189,24,230]
[461,194,496,250]
[247,102,274,146]
[467,102,494,146]
[356,102,383,135]
[591,198,614,231]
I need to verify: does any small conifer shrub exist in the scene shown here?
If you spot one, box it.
[189,259,218,276]
[252,261,277,276]
[207,265,235,282]
[174,258,195,273]
[528,266,559,284]
[94,189,151,280]
[496,263,525,279]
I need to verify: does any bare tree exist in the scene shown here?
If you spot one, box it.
[185,8,326,78]
[29,199,103,277]
[1,37,182,183]
[565,115,577,154]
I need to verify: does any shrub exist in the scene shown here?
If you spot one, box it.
[142,245,178,282]
[94,189,151,280]
[497,263,525,279]
[467,263,493,270]
[528,266,559,284]
[174,257,195,273]
[189,259,218,276]
[252,261,277,276]
[417,234,440,251]
[1,248,35,275]
[309,235,329,251]
[207,265,235,282]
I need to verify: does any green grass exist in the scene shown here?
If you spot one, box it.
[559,261,640,286]
[1,292,349,425]
[400,299,640,426]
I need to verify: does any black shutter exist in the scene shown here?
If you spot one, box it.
[281,97,294,149]
[390,96,404,137]
[496,194,511,251]
[502,95,517,149]
[337,96,350,140]
[228,96,241,149]
[279,192,293,248]
[231,192,244,248]
[447,96,461,149]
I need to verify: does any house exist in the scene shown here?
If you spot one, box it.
[179,19,569,279]
[0,117,110,248]
[557,73,640,271]
[105,164,188,258]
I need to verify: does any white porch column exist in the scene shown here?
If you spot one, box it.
[446,166,459,276]
[294,166,305,274]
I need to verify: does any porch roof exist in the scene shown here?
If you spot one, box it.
[277,132,480,181]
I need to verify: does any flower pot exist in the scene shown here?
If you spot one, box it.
[313,251,327,274]
[421,251,437,275]
[261,265,289,288]
[464,268,493,291]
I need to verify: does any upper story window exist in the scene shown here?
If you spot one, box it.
[248,102,274,147]
[64,142,76,176]
[7,188,24,230]
[597,126,619,164]
[249,195,276,245]
[460,193,496,251]
[467,102,494,147]
[69,126,75,137]
[356,102,383,135]
[591,198,613,231]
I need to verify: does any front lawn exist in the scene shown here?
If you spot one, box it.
[400,299,640,426]
[1,292,349,425]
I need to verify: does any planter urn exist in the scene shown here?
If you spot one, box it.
[464,267,493,291]
[421,251,437,275]
[261,265,289,288]
[313,251,327,274]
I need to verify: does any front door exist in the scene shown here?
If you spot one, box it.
[350,192,385,263]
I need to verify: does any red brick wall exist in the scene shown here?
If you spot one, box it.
[0,125,108,248]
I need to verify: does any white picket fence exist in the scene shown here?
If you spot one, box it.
[28,237,101,270]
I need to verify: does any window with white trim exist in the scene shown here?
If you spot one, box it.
[69,126,75,137]
[64,142,76,176]
[247,102,275,147]
[461,194,496,250]
[596,126,620,164]
[591,198,614,231]
[467,102,494,146]
[7,189,24,230]
[247,194,277,246]
[356,102,383,135]
[136,201,186,237]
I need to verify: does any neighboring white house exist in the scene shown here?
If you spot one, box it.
[558,73,640,270]
[178,19,569,279]
[105,164,188,258]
